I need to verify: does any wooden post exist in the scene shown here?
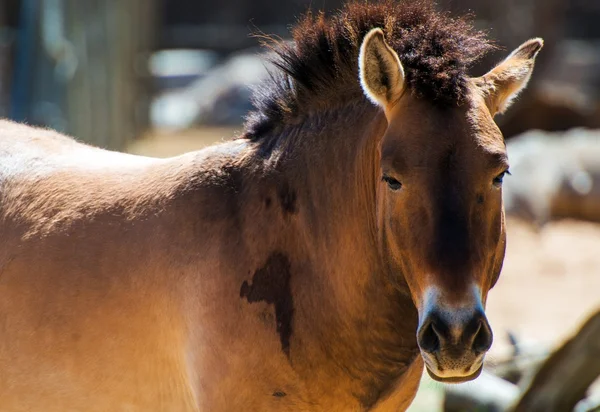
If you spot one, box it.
[63,0,157,150]
[513,310,600,412]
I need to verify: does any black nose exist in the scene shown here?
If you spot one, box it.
[417,309,493,355]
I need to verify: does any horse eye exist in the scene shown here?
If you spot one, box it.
[493,170,510,186]
[382,175,402,190]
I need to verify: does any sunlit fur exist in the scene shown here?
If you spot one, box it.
[359,28,405,108]
[360,29,542,381]
[245,0,495,138]
[474,38,544,114]
[0,2,541,411]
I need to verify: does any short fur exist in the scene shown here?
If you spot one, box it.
[0,2,542,411]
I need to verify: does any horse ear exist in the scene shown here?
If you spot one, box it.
[475,38,544,115]
[359,28,405,109]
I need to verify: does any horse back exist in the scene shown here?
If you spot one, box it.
[0,120,213,410]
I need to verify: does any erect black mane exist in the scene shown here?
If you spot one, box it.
[244,0,495,140]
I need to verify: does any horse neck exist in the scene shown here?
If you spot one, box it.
[257,101,420,398]
[272,102,385,301]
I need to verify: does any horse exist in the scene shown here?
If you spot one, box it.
[0,1,542,411]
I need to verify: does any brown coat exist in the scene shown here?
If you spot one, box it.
[0,2,542,411]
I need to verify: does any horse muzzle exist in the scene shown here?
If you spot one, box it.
[416,288,493,383]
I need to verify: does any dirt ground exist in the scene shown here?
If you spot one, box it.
[487,218,600,356]
[129,128,600,409]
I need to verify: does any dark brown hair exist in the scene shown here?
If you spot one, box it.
[245,0,494,139]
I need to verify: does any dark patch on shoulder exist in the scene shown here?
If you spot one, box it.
[272,391,286,397]
[221,165,244,195]
[240,252,294,357]
[278,182,297,215]
[217,165,245,233]
[264,196,272,209]
[197,165,245,228]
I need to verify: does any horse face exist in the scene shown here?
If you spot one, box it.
[359,28,542,381]
[376,95,507,382]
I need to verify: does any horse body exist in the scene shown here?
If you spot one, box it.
[0,121,212,410]
[0,112,420,411]
[0,2,543,410]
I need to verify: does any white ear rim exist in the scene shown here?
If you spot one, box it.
[505,37,544,61]
[358,28,405,108]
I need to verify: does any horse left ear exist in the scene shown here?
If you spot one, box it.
[475,38,543,115]
[359,28,405,109]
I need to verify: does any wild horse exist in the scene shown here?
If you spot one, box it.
[0,1,542,410]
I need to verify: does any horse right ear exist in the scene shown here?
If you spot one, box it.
[474,38,544,115]
[359,28,405,109]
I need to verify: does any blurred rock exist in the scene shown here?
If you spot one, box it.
[503,128,600,224]
[149,49,220,91]
[500,86,600,139]
[150,48,275,130]
[443,371,519,412]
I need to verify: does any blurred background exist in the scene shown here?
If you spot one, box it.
[0,0,599,410]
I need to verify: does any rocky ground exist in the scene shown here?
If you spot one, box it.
[488,218,600,356]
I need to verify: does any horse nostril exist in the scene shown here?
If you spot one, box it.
[419,310,493,355]
[418,320,440,353]
[472,318,493,353]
